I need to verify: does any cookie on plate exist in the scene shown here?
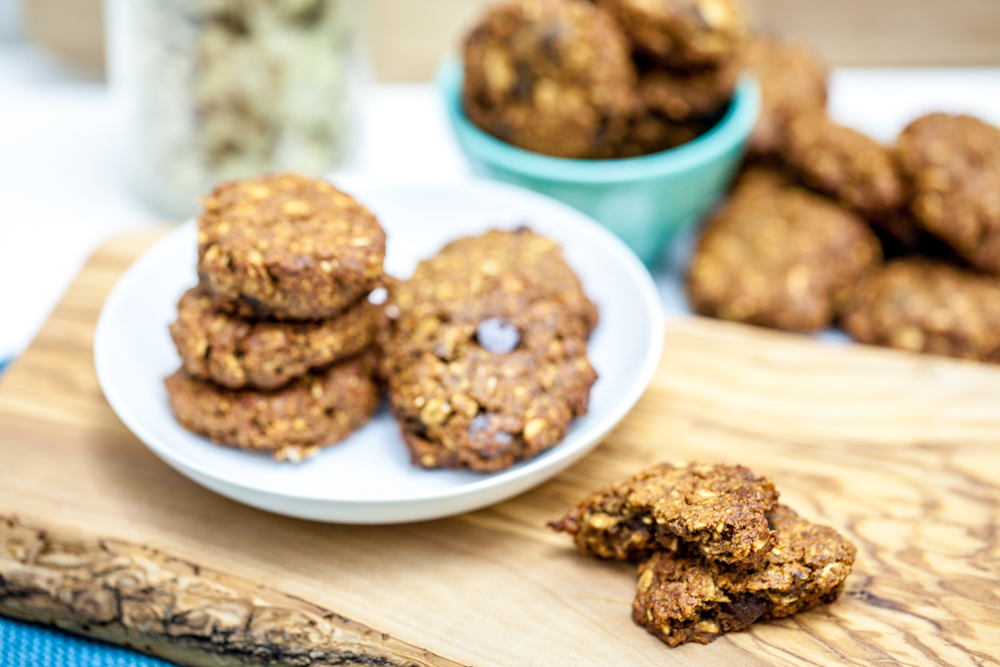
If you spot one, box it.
[894,113,1000,274]
[381,228,598,472]
[170,286,384,390]
[461,0,637,159]
[549,462,780,567]
[686,166,882,332]
[164,351,380,462]
[839,258,1000,363]
[197,173,386,320]
[597,0,747,68]
[632,504,856,646]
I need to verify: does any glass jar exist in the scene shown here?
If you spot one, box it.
[104,0,366,218]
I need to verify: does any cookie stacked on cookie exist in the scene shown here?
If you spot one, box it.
[550,462,856,646]
[164,174,386,462]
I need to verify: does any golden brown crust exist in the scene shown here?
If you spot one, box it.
[164,352,380,462]
[549,461,780,567]
[196,174,386,321]
[686,166,883,332]
[839,258,1000,363]
[461,0,637,159]
[894,113,1000,274]
[632,504,856,647]
[170,286,385,390]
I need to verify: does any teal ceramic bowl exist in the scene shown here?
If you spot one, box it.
[436,58,761,266]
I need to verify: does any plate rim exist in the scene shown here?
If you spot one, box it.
[94,175,666,523]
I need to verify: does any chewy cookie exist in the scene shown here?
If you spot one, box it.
[839,259,1000,363]
[632,504,856,647]
[549,462,780,567]
[170,286,383,390]
[164,352,381,462]
[197,173,386,320]
[461,0,637,159]
[381,228,598,472]
[894,113,1000,274]
[687,167,883,332]
[597,0,746,68]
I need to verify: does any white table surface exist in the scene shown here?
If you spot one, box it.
[2,39,1000,364]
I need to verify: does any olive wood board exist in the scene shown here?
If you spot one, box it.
[1,230,999,667]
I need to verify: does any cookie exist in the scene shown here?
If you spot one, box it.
[597,0,746,68]
[461,0,637,159]
[197,173,386,320]
[686,166,883,332]
[738,35,828,156]
[388,227,599,335]
[548,462,780,567]
[839,258,1000,363]
[381,229,598,472]
[170,286,384,390]
[632,504,856,646]
[894,113,1000,273]
[634,56,739,123]
[164,352,380,462]
[778,109,906,216]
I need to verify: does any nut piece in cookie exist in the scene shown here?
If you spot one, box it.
[839,258,1000,363]
[164,352,380,462]
[894,113,1000,274]
[461,0,637,159]
[779,108,906,217]
[738,35,828,156]
[381,228,598,473]
[549,462,780,567]
[197,173,386,320]
[686,167,883,332]
[598,0,747,68]
[632,504,856,647]
[170,286,385,390]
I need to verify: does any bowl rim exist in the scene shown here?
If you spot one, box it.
[436,55,761,185]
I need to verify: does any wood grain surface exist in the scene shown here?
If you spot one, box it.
[2,230,1000,666]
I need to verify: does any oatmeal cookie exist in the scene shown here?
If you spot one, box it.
[839,258,1000,363]
[738,35,828,156]
[780,109,906,216]
[163,351,380,462]
[461,0,637,159]
[389,227,599,335]
[632,504,856,646]
[170,286,384,390]
[634,56,739,123]
[197,173,386,320]
[894,113,1000,273]
[687,167,883,332]
[549,462,780,567]
[597,0,746,68]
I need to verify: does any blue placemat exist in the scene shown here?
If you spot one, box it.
[0,615,179,667]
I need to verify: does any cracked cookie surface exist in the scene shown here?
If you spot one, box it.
[197,173,386,320]
[549,461,780,567]
[632,504,856,646]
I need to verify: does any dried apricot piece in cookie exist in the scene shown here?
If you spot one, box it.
[549,461,780,567]
[632,504,857,646]
[197,173,386,320]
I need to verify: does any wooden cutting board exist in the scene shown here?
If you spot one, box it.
[2,230,999,666]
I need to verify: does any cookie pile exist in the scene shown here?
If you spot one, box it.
[687,34,1000,364]
[164,174,386,462]
[379,228,600,472]
[461,0,746,159]
[550,462,856,647]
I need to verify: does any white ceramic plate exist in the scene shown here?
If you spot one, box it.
[94,176,665,524]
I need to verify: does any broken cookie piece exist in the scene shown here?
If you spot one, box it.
[549,461,780,567]
[632,504,856,646]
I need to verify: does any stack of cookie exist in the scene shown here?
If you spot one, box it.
[379,228,599,472]
[164,174,387,462]
[550,462,856,647]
